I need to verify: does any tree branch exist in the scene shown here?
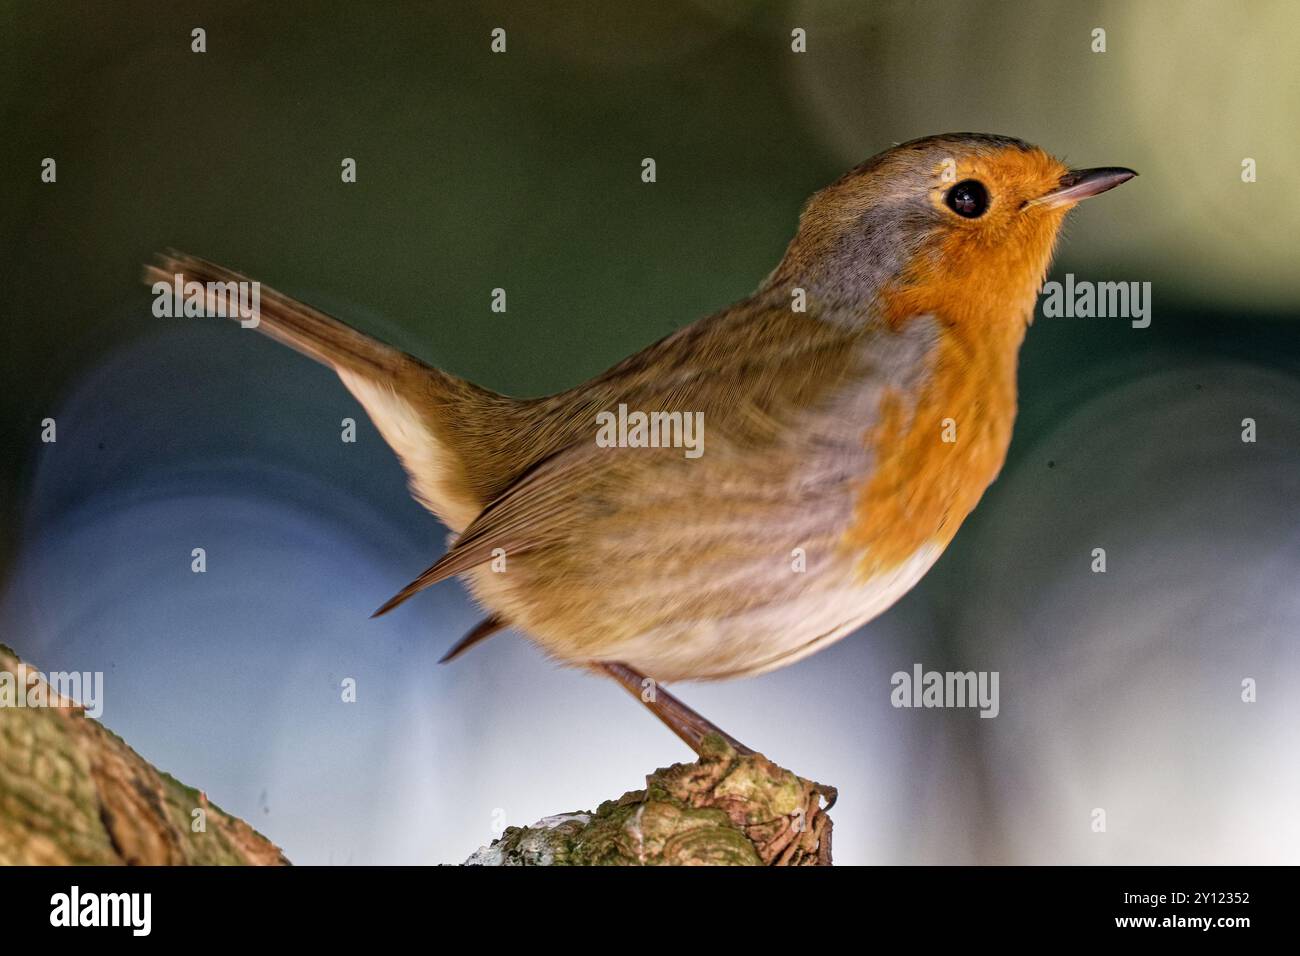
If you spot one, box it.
[466,735,835,866]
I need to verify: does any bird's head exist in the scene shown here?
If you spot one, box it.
[768,133,1136,328]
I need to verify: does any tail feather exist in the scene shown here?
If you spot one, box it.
[143,250,502,532]
[143,250,410,378]
[144,250,552,615]
[438,615,507,663]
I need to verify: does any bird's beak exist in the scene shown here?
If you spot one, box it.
[1027,167,1138,210]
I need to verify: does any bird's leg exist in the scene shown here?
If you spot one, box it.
[597,661,755,757]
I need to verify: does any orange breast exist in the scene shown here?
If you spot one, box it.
[842,275,1027,579]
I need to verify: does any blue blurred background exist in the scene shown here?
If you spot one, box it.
[2,1,1297,864]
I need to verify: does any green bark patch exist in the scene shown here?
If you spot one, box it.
[467,735,834,866]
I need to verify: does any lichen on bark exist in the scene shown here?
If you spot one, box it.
[466,734,834,866]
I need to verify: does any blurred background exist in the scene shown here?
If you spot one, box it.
[1,0,1297,864]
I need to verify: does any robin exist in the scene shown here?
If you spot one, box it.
[145,133,1134,756]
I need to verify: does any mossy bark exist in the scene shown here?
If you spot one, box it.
[466,735,835,866]
[0,644,288,865]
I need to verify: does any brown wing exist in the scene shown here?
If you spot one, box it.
[371,446,593,616]
[371,296,876,617]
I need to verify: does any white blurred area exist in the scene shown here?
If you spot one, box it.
[940,360,1300,863]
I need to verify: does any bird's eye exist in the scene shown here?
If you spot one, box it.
[945,179,989,218]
